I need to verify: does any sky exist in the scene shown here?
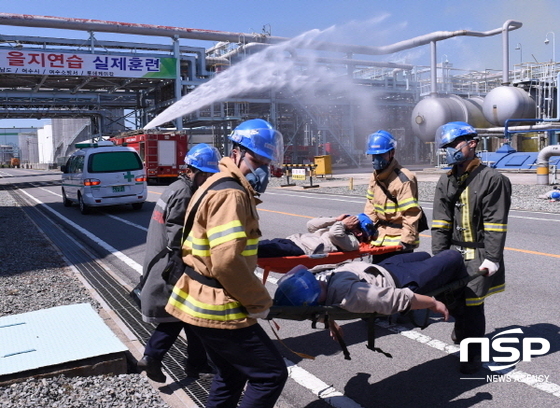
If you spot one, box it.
[1,0,559,128]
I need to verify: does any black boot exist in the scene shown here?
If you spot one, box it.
[137,355,166,383]
[459,341,482,374]
[185,362,215,379]
[460,354,482,374]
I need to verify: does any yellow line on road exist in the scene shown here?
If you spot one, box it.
[259,208,314,218]
[504,247,560,258]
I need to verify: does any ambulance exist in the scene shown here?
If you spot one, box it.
[61,141,147,214]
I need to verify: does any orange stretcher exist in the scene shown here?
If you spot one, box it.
[257,243,402,283]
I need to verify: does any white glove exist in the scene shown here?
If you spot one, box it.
[479,259,499,276]
[248,309,270,320]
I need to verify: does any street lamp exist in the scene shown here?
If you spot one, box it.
[544,31,556,63]
[515,43,522,64]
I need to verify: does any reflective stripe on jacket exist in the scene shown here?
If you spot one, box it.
[165,157,272,329]
[364,159,421,247]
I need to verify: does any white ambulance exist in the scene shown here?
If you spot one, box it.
[61,141,147,214]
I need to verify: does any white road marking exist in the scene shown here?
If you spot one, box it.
[17,184,560,404]
[17,187,143,274]
[376,320,560,399]
[285,360,364,408]
[35,184,148,231]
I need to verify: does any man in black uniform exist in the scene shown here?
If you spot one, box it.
[138,144,220,382]
[431,121,512,374]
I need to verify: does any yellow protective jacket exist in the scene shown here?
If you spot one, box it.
[364,159,421,247]
[165,157,271,329]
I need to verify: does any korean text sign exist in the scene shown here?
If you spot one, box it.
[0,50,176,79]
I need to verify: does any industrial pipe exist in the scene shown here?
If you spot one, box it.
[0,13,289,44]
[536,145,560,185]
[424,20,522,95]
[481,122,560,135]
[501,20,519,85]
[309,22,523,55]
[0,14,522,58]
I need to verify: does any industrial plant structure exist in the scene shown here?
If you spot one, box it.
[1,14,559,182]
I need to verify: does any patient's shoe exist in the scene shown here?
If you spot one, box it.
[137,355,166,383]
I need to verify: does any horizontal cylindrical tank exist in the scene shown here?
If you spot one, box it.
[464,96,493,128]
[410,94,490,142]
[482,86,536,126]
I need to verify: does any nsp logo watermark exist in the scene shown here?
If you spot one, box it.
[460,328,550,371]
[486,374,550,383]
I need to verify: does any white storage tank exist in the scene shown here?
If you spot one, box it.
[482,86,536,126]
[410,94,490,142]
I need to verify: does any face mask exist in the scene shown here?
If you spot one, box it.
[244,157,270,193]
[445,146,468,165]
[372,155,389,171]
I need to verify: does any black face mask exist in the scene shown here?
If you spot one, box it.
[236,148,270,193]
[245,161,270,193]
[372,155,389,171]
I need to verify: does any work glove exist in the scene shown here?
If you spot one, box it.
[479,259,500,276]
[248,309,270,320]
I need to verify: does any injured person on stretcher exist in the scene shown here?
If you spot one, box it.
[273,249,468,321]
[258,213,377,257]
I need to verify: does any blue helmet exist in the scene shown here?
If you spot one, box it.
[357,213,376,239]
[184,143,221,173]
[435,121,478,148]
[365,130,397,155]
[229,119,284,164]
[273,268,321,307]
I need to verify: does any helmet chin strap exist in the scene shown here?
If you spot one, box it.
[232,146,246,169]
[243,156,259,178]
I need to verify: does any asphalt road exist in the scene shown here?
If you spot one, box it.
[2,167,559,408]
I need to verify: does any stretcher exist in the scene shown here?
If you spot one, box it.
[265,268,483,360]
[258,243,402,284]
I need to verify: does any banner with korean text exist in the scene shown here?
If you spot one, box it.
[0,50,176,78]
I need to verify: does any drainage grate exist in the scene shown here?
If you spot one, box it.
[6,183,211,406]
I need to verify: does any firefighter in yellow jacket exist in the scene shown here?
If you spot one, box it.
[166,119,287,408]
[363,130,422,251]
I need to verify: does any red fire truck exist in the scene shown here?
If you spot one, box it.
[110,132,188,185]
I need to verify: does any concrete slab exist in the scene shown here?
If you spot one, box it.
[0,303,128,382]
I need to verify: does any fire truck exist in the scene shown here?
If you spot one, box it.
[110,132,188,185]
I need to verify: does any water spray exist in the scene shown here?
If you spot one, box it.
[144,28,379,130]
